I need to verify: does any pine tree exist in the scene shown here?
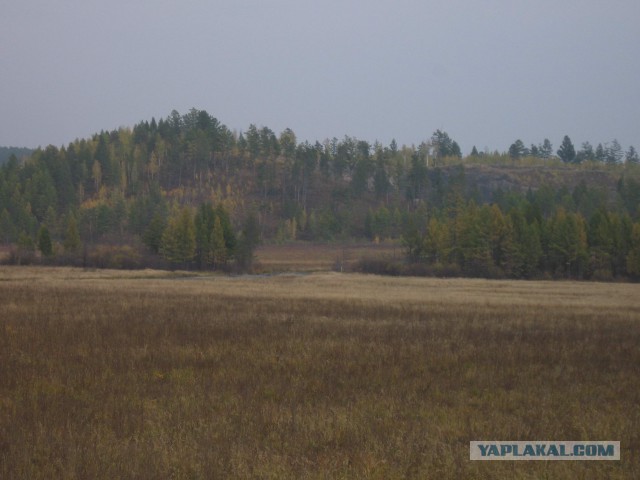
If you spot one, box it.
[606,139,624,165]
[548,208,588,277]
[143,212,166,254]
[509,140,527,159]
[0,208,16,244]
[488,204,513,272]
[161,207,196,266]
[64,214,81,253]
[194,203,216,268]
[626,146,639,164]
[211,215,227,267]
[576,142,594,163]
[508,210,542,278]
[588,210,614,277]
[423,216,451,264]
[37,225,53,257]
[236,212,260,272]
[540,139,553,159]
[557,135,576,163]
[456,202,493,276]
[215,204,237,257]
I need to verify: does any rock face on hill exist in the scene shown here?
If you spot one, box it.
[437,163,621,203]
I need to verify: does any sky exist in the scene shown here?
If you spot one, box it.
[1,0,639,155]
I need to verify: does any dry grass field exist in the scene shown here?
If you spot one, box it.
[255,241,401,272]
[0,266,639,479]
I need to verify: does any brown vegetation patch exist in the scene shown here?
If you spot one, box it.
[255,241,401,272]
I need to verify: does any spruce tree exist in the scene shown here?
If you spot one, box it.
[37,225,53,257]
[143,212,166,254]
[160,207,196,266]
[64,214,81,253]
[557,135,576,163]
[236,212,260,272]
[211,215,227,268]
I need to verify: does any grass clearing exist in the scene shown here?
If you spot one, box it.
[255,241,401,272]
[0,266,639,478]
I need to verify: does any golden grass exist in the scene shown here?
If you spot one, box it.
[1,266,639,478]
[255,242,401,272]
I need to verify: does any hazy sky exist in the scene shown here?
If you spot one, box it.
[2,0,639,154]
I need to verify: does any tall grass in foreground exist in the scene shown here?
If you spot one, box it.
[0,268,639,479]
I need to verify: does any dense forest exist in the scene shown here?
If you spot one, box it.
[1,108,640,279]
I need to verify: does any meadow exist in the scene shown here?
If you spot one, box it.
[254,241,401,273]
[0,266,639,478]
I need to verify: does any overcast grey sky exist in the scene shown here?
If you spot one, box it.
[1,0,639,154]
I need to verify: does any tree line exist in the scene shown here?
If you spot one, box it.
[397,190,640,280]
[1,108,639,278]
[506,135,639,164]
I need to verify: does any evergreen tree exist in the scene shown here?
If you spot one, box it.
[509,140,527,159]
[557,135,576,163]
[530,145,540,157]
[423,216,451,264]
[576,142,595,163]
[373,156,391,200]
[508,210,542,278]
[488,204,513,272]
[626,146,639,164]
[37,225,53,257]
[456,202,492,276]
[161,207,196,266]
[430,130,461,159]
[0,208,16,244]
[94,133,115,186]
[609,213,632,276]
[402,214,425,262]
[540,139,553,159]
[211,215,227,267]
[548,208,588,277]
[142,212,166,254]
[194,203,216,268]
[406,152,428,200]
[626,223,640,277]
[617,176,640,217]
[606,140,624,165]
[64,214,82,253]
[43,207,59,238]
[236,212,260,272]
[215,204,237,256]
[588,209,614,277]
[25,168,57,222]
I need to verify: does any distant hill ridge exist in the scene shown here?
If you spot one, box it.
[0,146,34,164]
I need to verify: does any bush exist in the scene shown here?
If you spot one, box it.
[353,257,403,276]
[88,245,143,269]
[1,248,37,266]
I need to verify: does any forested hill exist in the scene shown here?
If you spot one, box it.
[1,108,640,279]
[0,147,34,165]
